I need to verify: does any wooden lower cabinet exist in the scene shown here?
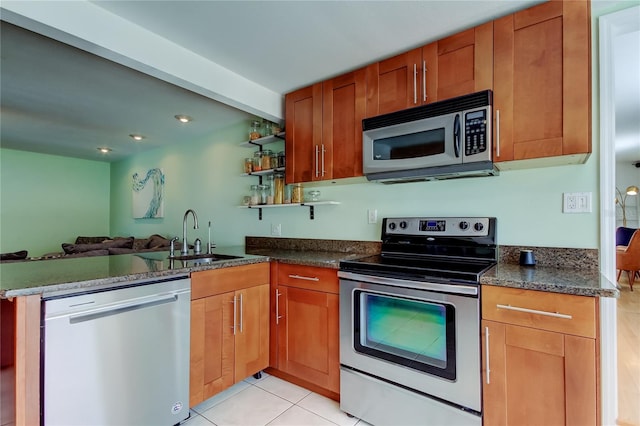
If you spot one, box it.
[481,285,598,426]
[190,263,269,408]
[269,263,340,398]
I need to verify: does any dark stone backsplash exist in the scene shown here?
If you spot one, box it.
[245,236,381,255]
[499,245,598,270]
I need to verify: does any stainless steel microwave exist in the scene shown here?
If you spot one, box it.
[363,90,497,183]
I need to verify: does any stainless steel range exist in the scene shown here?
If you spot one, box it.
[338,216,497,426]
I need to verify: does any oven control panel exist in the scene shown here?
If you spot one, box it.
[384,217,492,237]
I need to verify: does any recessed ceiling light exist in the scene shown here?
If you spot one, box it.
[174,115,193,123]
[97,147,112,153]
[129,134,145,141]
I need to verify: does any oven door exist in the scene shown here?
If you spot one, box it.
[362,111,461,175]
[339,272,481,412]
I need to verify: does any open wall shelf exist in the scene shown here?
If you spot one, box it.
[238,201,340,220]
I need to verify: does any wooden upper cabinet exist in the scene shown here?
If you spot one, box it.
[365,48,422,117]
[366,22,493,118]
[285,83,322,184]
[493,0,591,164]
[322,68,366,180]
[285,69,366,183]
[423,22,494,103]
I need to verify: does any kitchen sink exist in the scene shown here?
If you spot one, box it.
[168,253,243,263]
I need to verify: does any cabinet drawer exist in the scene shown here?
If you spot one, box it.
[277,263,338,294]
[191,263,270,300]
[481,285,596,338]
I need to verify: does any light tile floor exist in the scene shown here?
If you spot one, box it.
[185,372,371,426]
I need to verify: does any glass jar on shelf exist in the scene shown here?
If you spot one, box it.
[249,185,260,206]
[264,175,275,204]
[252,151,263,172]
[258,184,270,205]
[284,184,292,204]
[274,172,285,204]
[277,151,285,169]
[261,149,273,170]
[249,120,261,141]
[261,119,272,137]
[243,157,253,174]
[291,183,303,203]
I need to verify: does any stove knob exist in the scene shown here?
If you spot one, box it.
[388,222,397,230]
[399,221,408,229]
[474,222,484,232]
[459,221,469,230]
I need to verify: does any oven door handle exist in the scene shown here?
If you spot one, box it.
[338,271,478,296]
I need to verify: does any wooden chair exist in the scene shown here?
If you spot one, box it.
[617,229,640,291]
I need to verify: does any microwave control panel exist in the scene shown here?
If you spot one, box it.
[464,109,487,155]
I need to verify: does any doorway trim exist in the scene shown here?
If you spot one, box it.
[598,5,640,425]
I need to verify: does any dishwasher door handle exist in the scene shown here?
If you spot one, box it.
[69,294,178,324]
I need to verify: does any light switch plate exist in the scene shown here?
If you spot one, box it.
[271,223,282,236]
[368,209,378,224]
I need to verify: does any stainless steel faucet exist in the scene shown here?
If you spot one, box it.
[169,236,179,257]
[181,209,199,255]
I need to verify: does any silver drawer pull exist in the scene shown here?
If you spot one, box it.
[288,274,320,282]
[496,304,572,319]
[485,326,491,384]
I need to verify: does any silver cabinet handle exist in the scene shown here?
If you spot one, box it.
[496,109,501,157]
[321,144,326,177]
[496,304,572,319]
[315,145,320,177]
[485,326,491,384]
[413,63,418,104]
[275,289,283,325]
[288,274,320,282]
[239,293,244,333]
[423,60,427,102]
[231,296,237,335]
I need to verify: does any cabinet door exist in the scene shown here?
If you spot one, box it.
[285,83,322,183]
[322,68,367,180]
[277,286,340,393]
[234,284,269,380]
[365,48,422,117]
[493,0,590,162]
[422,22,493,103]
[190,292,235,407]
[482,320,597,426]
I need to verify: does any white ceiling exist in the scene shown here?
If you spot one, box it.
[0,0,637,164]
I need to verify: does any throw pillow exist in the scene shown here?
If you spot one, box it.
[62,237,134,254]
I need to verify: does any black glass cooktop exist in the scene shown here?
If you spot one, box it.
[339,253,495,284]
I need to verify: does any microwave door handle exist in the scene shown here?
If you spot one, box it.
[453,114,461,158]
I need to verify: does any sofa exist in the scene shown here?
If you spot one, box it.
[0,234,183,262]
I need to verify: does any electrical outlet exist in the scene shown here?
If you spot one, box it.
[368,209,378,224]
[563,192,592,213]
[271,223,282,236]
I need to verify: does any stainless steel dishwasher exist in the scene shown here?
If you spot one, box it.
[42,276,191,426]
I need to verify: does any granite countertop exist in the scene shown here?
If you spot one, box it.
[481,263,619,298]
[0,246,269,298]
[1,238,619,299]
[0,240,377,298]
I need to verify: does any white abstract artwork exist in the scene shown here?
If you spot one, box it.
[132,168,165,218]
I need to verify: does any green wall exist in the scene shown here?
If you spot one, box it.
[109,121,600,249]
[0,148,110,257]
